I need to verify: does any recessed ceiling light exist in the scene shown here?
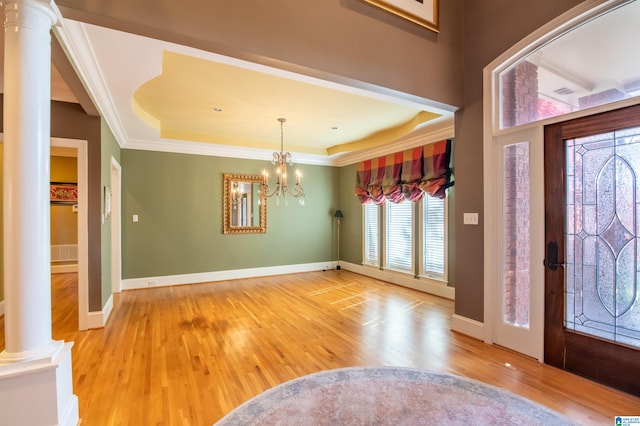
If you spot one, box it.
[213,107,223,112]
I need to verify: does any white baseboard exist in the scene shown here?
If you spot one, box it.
[340,261,455,300]
[102,295,114,326]
[52,264,78,274]
[86,311,104,330]
[81,295,114,330]
[451,314,485,341]
[0,300,4,317]
[121,261,338,291]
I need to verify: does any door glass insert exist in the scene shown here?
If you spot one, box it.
[503,141,531,328]
[565,126,640,348]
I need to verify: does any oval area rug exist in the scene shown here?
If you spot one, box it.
[216,366,579,425]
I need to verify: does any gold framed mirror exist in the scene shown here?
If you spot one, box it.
[223,173,266,234]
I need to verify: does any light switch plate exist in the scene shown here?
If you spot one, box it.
[133,214,139,223]
[463,213,479,225]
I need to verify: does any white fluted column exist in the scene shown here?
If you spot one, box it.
[0,0,59,362]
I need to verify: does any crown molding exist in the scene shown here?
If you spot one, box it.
[53,20,128,148]
[124,138,338,166]
[333,119,455,167]
[124,119,454,168]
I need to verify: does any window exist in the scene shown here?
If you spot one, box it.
[499,2,640,129]
[362,196,447,280]
[423,196,446,279]
[385,201,413,272]
[502,142,530,328]
[363,203,380,266]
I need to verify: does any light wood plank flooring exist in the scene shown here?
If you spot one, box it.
[1,271,638,425]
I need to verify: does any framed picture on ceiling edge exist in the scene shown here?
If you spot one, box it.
[364,0,439,32]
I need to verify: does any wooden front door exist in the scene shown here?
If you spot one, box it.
[544,104,640,396]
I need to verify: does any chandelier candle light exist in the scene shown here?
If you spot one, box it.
[260,118,305,205]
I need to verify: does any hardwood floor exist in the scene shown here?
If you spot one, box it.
[1,270,639,425]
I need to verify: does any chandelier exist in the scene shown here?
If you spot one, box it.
[260,118,305,205]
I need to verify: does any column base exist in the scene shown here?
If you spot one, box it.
[0,341,79,426]
[0,338,63,365]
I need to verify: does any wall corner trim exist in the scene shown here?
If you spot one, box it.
[451,314,484,341]
[102,295,114,325]
[84,295,114,330]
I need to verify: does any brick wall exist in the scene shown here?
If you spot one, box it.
[502,61,539,128]
[503,142,530,327]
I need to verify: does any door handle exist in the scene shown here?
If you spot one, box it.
[544,241,565,270]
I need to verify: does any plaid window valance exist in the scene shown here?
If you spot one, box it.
[355,139,453,204]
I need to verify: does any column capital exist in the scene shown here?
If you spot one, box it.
[2,0,59,28]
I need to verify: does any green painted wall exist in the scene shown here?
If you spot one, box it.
[100,120,121,305]
[121,149,339,279]
[338,163,363,266]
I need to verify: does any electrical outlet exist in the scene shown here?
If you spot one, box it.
[148,280,156,287]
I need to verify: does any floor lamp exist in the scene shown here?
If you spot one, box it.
[334,210,343,270]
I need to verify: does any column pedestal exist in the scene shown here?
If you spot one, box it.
[0,342,79,426]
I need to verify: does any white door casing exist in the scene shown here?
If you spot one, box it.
[110,156,122,294]
[485,126,545,361]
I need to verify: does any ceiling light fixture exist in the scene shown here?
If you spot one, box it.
[260,118,305,205]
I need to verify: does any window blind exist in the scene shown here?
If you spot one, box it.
[386,201,413,272]
[423,196,445,277]
[364,203,380,266]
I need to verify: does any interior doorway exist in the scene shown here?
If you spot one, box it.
[51,138,89,331]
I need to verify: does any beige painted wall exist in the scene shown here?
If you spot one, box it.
[0,146,3,302]
[51,156,78,246]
